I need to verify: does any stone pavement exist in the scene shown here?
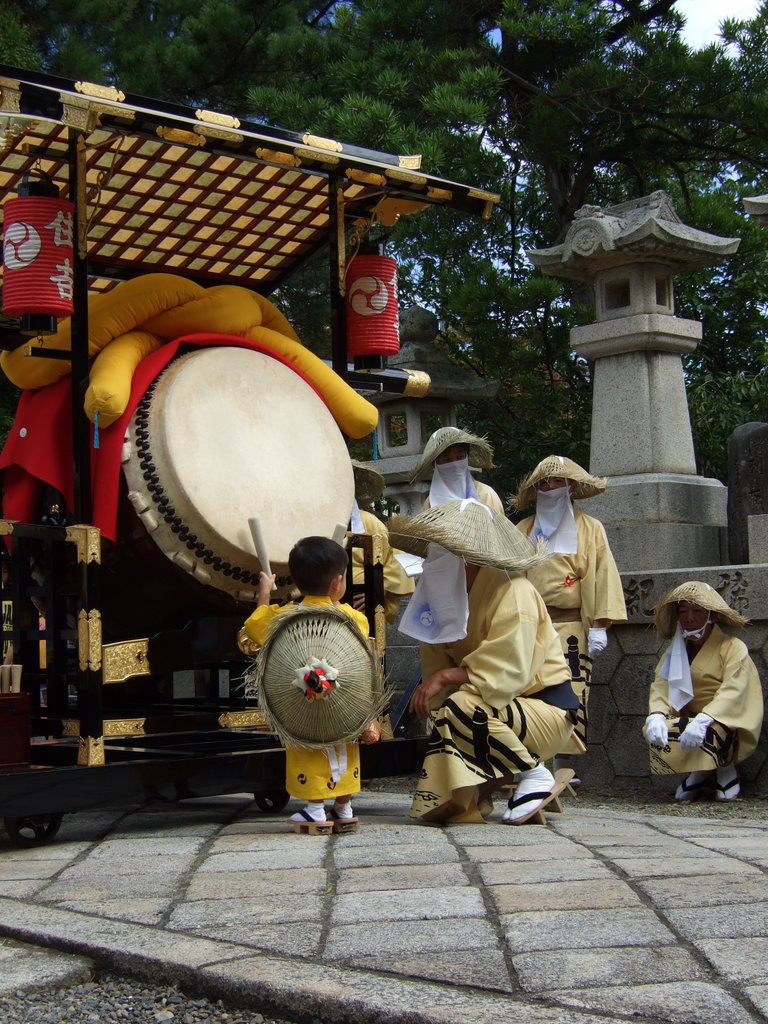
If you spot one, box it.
[0,790,766,1023]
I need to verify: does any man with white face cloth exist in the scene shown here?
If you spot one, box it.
[511,456,627,782]
[645,581,764,802]
[410,426,504,514]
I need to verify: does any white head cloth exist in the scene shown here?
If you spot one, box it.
[429,456,479,507]
[399,541,469,643]
[660,623,695,712]
[531,483,578,554]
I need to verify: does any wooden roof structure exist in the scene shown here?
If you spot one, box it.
[0,66,498,295]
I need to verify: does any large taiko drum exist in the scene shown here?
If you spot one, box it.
[115,346,354,621]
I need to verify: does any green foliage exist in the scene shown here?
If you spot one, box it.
[0,1,42,67]
[10,0,768,489]
[687,371,768,481]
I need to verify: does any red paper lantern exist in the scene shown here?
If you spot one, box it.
[2,187,74,333]
[346,254,400,361]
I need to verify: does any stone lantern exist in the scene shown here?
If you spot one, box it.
[743,194,768,225]
[527,191,740,571]
[362,306,499,514]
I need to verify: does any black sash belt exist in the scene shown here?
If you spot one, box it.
[534,678,580,712]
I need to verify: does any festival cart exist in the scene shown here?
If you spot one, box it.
[0,65,497,844]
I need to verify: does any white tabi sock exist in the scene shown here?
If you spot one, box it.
[289,801,326,823]
[502,763,555,822]
[715,764,740,801]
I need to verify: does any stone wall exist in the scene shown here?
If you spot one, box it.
[386,565,768,796]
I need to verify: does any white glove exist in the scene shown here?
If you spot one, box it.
[645,714,668,747]
[587,627,608,657]
[679,712,713,749]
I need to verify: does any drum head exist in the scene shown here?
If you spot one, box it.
[121,346,354,602]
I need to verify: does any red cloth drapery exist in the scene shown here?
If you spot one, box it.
[0,332,324,542]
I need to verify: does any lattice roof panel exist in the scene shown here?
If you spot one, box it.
[0,67,498,295]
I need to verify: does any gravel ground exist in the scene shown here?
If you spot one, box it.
[0,976,307,1024]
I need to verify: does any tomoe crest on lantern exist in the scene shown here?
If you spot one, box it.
[2,172,75,335]
[345,253,400,365]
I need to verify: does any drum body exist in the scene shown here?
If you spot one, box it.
[103,346,354,640]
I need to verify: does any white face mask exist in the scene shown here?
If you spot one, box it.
[429,457,478,506]
[532,486,578,554]
[682,613,711,640]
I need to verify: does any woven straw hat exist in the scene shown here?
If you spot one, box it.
[511,455,607,511]
[654,581,749,638]
[410,426,494,483]
[351,460,385,504]
[244,606,387,748]
[388,499,548,572]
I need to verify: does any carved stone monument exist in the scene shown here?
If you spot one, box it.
[528,191,739,571]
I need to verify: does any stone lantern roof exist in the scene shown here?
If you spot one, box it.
[744,194,768,224]
[528,191,740,280]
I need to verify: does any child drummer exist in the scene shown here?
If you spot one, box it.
[240,536,377,833]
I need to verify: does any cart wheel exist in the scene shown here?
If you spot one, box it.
[3,814,63,846]
[254,790,290,813]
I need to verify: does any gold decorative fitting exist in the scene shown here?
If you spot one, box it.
[60,96,100,133]
[374,197,428,227]
[0,78,22,115]
[254,147,301,168]
[194,124,243,144]
[65,525,101,564]
[218,710,269,729]
[0,520,14,536]
[294,146,339,166]
[386,167,427,186]
[427,186,453,202]
[77,736,105,767]
[346,168,387,187]
[156,125,206,147]
[403,368,432,398]
[75,81,125,102]
[103,638,150,683]
[77,608,103,672]
[374,605,386,659]
[62,720,79,737]
[301,133,342,153]
[468,187,501,202]
[399,154,423,169]
[195,108,240,129]
[104,718,147,736]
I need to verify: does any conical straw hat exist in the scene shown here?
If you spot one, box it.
[244,606,387,748]
[654,580,749,638]
[410,426,494,482]
[351,459,385,504]
[388,498,548,572]
[511,455,607,511]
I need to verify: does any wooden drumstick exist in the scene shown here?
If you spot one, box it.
[248,517,276,590]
